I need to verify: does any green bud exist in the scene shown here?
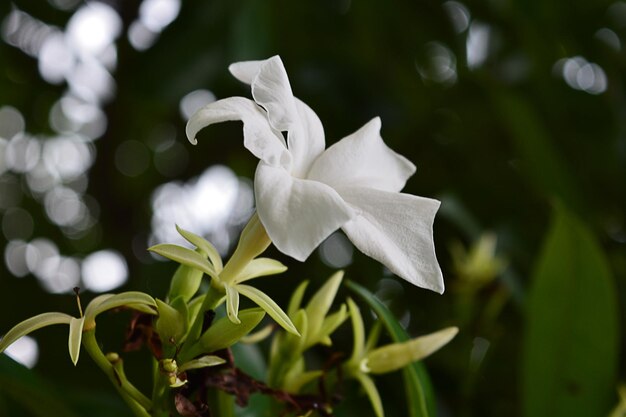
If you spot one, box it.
[363,327,458,374]
[168,264,204,303]
[161,358,178,373]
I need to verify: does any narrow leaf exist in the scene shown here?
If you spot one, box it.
[84,292,157,328]
[176,225,223,272]
[195,308,265,355]
[523,206,619,417]
[236,284,299,336]
[225,285,241,324]
[305,271,343,343]
[365,327,458,374]
[234,258,287,283]
[347,280,436,417]
[0,313,73,354]
[178,355,226,372]
[347,298,366,363]
[355,372,384,417]
[168,264,204,303]
[68,317,85,366]
[155,299,186,343]
[148,244,218,279]
[287,280,309,317]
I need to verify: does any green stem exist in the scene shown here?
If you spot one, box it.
[82,329,152,417]
[185,281,226,348]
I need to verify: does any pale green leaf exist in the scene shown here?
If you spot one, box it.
[236,284,299,336]
[191,308,265,358]
[84,292,157,329]
[0,313,73,354]
[356,372,384,417]
[347,298,365,364]
[148,243,218,279]
[68,317,84,366]
[233,258,287,283]
[365,327,458,374]
[305,271,343,344]
[225,285,241,324]
[178,355,226,373]
[155,299,186,343]
[176,225,223,272]
[240,324,274,344]
[315,303,348,347]
[287,280,309,318]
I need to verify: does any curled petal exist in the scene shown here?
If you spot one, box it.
[186,96,290,168]
[229,59,265,84]
[255,162,354,262]
[339,187,444,293]
[307,117,415,192]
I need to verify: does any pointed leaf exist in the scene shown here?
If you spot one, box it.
[288,370,324,394]
[236,284,299,335]
[233,258,287,283]
[148,244,218,279]
[84,292,157,329]
[347,298,366,364]
[155,299,186,343]
[316,303,348,347]
[287,280,309,317]
[68,317,85,366]
[178,355,226,373]
[305,270,343,343]
[194,308,266,356]
[225,285,241,324]
[523,207,619,417]
[365,327,458,374]
[355,372,384,417]
[0,313,73,354]
[347,280,436,417]
[176,225,223,272]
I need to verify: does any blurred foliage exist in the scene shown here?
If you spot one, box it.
[0,0,624,416]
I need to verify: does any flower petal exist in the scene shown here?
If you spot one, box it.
[255,162,354,262]
[339,186,444,293]
[231,57,325,176]
[186,96,290,168]
[307,117,415,192]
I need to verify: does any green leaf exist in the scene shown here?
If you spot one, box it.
[347,280,436,417]
[287,280,309,318]
[0,312,73,354]
[84,292,157,329]
[317,303,348,347]
[233,258,287,283]
[225,285,241,324]
[236,284,299,336]
[347,298,366,364]
[176,225,223,272]
[523,206,619,417]
[155,299,186,344]
[195,308,266,356]
[68,317,85,366]
[365,327,458,374]
[148,243,218,279]
[305,270,343,344]
[355,372,384,417]
[178,355,226,372]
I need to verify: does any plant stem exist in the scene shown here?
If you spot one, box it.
[82,329,152,417]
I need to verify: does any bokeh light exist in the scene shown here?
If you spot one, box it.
[3,335,39,369]
[82,250,128,292]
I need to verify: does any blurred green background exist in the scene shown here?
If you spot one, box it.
[0,0,624,416]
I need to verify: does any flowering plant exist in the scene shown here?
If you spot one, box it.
[0,56,455,417]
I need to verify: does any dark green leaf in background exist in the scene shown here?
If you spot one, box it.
[522,205,619,417]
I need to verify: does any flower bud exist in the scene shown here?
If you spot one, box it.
[168,264,204,303]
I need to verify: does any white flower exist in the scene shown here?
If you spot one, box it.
[186,56,444,293]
